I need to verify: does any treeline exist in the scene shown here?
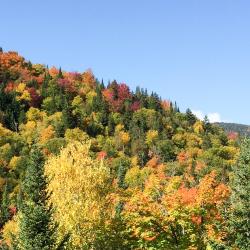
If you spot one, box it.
[0,49,249,249]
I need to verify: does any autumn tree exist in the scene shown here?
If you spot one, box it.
[45,141,113,249]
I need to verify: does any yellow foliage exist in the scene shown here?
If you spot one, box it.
[86,90,97,104]
[26,107,45,121]
[64,128,89,143]
[164,176,182,193]
[46,112,62,123]
[131,156,138,167]
[39,125,55,144]
[16,90,31,102]
[186,133,203,148]
[120,131,130,145]
[0,123,12,137]
[8,156,21,170]
[2,215,19,245]
[125,166,152,188]
[114,125,130,149]
[20,121,37,145]
[0,177,5,191]
[146,130,158,145]
[115,124,124,132]
[45,141,112,248]
[15,82,26,93]
[0,143,11,161]
[193,121,204,134]
[71,95,83,107]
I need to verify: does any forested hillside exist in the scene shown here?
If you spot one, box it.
[0,50,249,249]
[216,122,250,137]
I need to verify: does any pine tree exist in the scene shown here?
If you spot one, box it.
[0,183,10,228]
[57,67,63,79]
[17,146,63,250]
[227,138,250,249]
[186,108,196,125]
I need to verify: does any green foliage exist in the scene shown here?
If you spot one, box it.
[227,138,250,249]
[16,147,63,250]
[217,122,250,137]
[0,50,245,249]
[0,184,10,227]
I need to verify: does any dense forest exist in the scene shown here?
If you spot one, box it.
[0,49,249,249]
[216,122,250,137]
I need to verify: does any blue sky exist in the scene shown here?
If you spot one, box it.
[1,0,250,124]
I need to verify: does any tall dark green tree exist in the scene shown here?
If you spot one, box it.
[227,138,250,249]
[16,147,64,250]
[0,183,10,228]
[186,108,197,126]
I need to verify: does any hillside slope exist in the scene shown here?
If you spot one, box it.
[216,122,250,137]
[0,49,240,249]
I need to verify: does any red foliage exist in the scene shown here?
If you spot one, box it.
[57,78,76,93]
[4,82,15,93]
[130,101,141,112]
[97,151,107,160]
[9,206,17,216]
[65,72,82,81]
[227,131,238,141]
[102,83,132,112]
[27,87,42,107]
[102,88,114,102]
[117,83,131,100]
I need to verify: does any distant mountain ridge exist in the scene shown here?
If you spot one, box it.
[215,122,250,137]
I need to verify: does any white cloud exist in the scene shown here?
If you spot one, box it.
[191,110,222,123]
[207,113,221,123]
[192,110,204,120]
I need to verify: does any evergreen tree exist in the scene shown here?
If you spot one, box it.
[0,183,10,228]
[227,138,250,249]
[57,67,63,79]
[186,108,196,125]
[16,147,64,250]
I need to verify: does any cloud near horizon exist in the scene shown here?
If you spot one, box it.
[191,110,223,123]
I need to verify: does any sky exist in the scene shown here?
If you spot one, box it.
[1,0,250,124]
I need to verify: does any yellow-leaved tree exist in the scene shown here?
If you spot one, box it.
[44,141,113,249]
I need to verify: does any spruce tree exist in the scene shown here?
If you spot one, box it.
[186,108,197,125]
[16,146,63,250]
[0,183,10,228]
[227,138,250,249]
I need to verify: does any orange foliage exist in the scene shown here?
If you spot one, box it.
[49,66,59,77]
[97,151,107,160]
[177,185,197,205]
[146,156,159,168]
[0,51,24,69]
[161,100,171,111]
[82,69,96,87]
[40,125,55,144]
[177,151,189,164]
[4,82,15,93]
